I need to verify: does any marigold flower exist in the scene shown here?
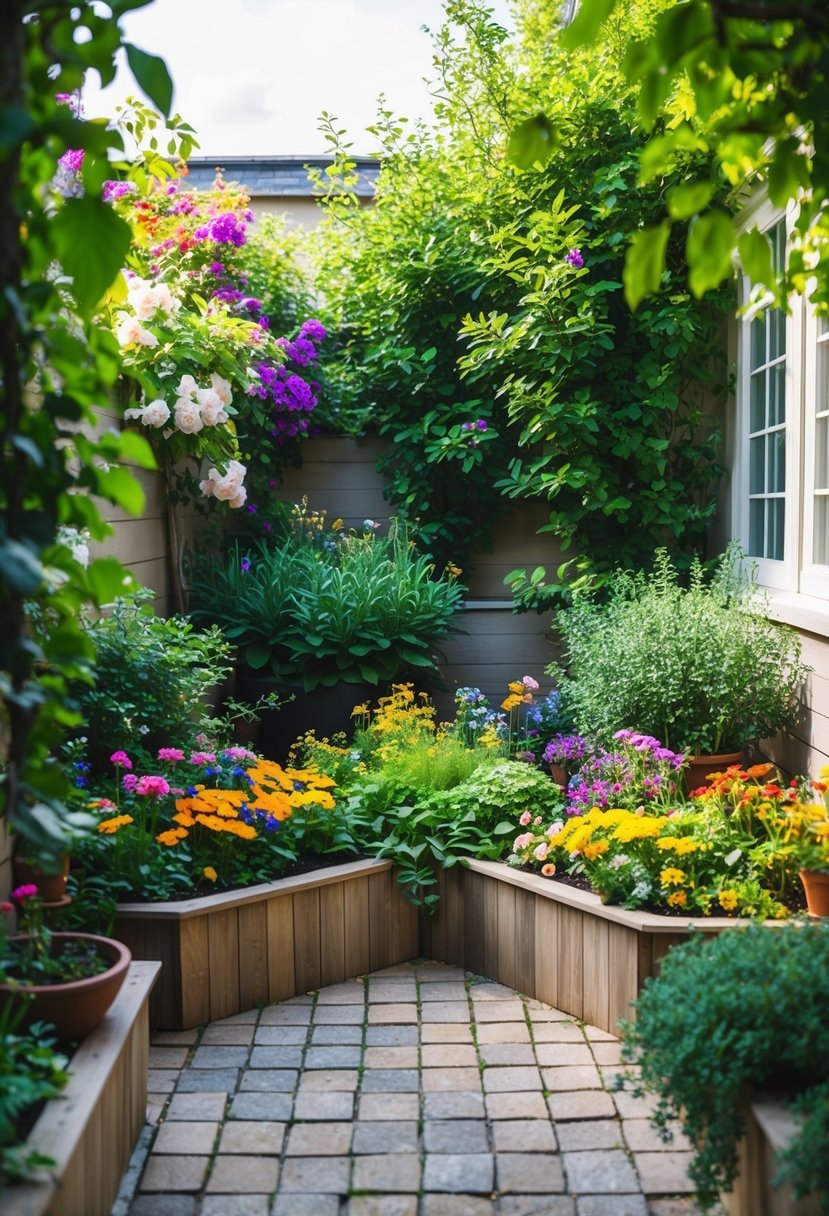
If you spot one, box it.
[156,828,187,846]
[659,867,686,887]
[98,814,135,834]
[718,889,739,911]
[666,891,687,907]
[203,866,218,882]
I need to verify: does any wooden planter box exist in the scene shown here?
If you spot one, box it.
[725,1099,821,1216]
[5,960,159,1216]
[115,858,420,1029]
[422,860,755,1035]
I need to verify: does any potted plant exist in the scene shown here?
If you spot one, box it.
[618,922,829,1213]
[782,769,829,916]
[187,516,465,755]
[0,886,131,1043]
[553,546,809,786]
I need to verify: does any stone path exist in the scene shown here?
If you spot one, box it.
[116,959,715,1216]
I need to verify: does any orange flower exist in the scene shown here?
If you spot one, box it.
[156,827,187,847]
[98,814,134,834]
[746,763,774,779]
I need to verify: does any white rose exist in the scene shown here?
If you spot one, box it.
[128,285,157,320]
[136,327,159,348]
[150,283,179,314]
[177,374,199,399]
[174,398,203,434]
[199,475,217,498]
[116,315,144,346]
[196,388,224,426]
[223,459,246,487]
[141,399,171,428]
[210,373,233,406]
[227,486,247,509]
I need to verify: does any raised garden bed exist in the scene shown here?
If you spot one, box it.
[115,858,420,1029]
[5,960,159,1216]
[422,860,760,1035]
[725,1099,821,1216]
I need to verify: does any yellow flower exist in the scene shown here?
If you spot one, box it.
[203,866,217,882]
[718,889,739,911]
[221,820,257,840]
[667,891,687,907]
[656,836,699,855]
[98,813,134,834]
[583,840,609,860]
[156,827,187,847]
[659,867,686,887]
[446,561,462,578]
[331,518,344,531]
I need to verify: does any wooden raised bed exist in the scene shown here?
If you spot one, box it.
[115,858,420,1029]
[6,960,159,1216]
[422,859,752,1035]
[725,1100,821,1216]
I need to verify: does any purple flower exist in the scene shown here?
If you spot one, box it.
[58,148,85,174]
[102,179,137,203]
[565,248,584,269]
[299,318,326,344]
[476,419,488,432]
[210,261,225,275]
[241,557,251,574]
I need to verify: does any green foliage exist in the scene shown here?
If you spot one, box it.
[187,523,464,691]
[0,0,177,860]
[0,1003,68,1187]
[776,1082,829,1211]
[554,546,809,754]
[553,0,829,312]
[620,922,829,1210]
[235,213,315,345]
[312,0,730,579]
[71,591,233,770]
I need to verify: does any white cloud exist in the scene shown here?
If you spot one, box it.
[83,0,513,156]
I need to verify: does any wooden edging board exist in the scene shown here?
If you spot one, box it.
[5,960,159,1216]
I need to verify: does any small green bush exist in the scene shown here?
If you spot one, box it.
[620,922,829,1211]
[0,1002,68,1186]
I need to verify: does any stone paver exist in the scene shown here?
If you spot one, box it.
[124,958,708,1214]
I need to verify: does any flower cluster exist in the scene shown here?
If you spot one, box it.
[564,731,684,814]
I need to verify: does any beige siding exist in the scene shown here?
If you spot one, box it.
[763,632,829,775]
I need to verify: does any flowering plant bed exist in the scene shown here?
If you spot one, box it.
[115,858,419,1029]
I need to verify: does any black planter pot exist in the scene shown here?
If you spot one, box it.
[235,670,379,760]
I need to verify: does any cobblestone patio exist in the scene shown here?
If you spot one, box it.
[114,959,716,1216]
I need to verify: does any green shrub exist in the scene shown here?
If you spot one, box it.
[188,523,464,691]
[620,922,829,1211]
[0,1002,68,1186]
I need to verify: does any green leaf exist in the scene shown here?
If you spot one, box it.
[666,181,715,221]
[560,0,619,48]
[94,466,146,515]
[737,228,774,292]
[507,115,558,170]
[623,221,671,310]
[52,199,132,313]
[245,643,272,670]
[687,209,735,298]
[124,43,174,118]
[83,557,138,604]
[0,541,44,594]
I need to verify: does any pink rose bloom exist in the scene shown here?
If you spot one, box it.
[136,775,171,798]
[177,374,199,399]
[110,750,132,768]
[541,862,556,877]
[211,373,233,406]
[174,398,204,434]
[122,773,138,792]
[519,811,532,826]
[533,816,542,825]
[533,842,549,861]
[513,832,534,851]
[522,676,540,691]
[157,748,185,762]
[189,752,217,766]
[141,399,171,428]
[227,486,247,509]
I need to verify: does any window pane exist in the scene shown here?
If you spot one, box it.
[768,430,785,493]
[750,311,766,370]
[769,499,785,561]
[814,497,829,567]
[750,436,765,494]
[769,362,786,426]
[749,499,765,557]
[818,332,829,414]
[750,372,766,432]
[769,306,786,362]
[817,416,829,491]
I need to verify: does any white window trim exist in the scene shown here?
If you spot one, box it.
[800,307,829,599]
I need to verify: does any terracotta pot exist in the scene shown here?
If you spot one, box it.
[800,869,829,917]
[0,933,131,1042]
[549,762,568,788]
[12,854,70,905]
[684,751,745,794]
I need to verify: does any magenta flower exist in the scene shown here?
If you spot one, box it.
[157,748,185,763]
[189,752,217,766]
[110,750,133,769]
[58,148,85,174]
[11,884,38,902]
[223,747,256,761]
[565,248,584,269]
[135,775,171,798]
[122,773,138,792]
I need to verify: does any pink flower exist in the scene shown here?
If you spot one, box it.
[122,773,138,792]
[541,863,557,877]
[223,747,256,761]
[519,811,532,826]
[11,884,38,902]
[533,816,542,826]
[136,775,171,798]
[0,901,13,914]
[522,676,540,691]
[533,842,549,861]
[110,751,132,769]
[157,748,185,762]
[513,832,534,851]
[189,752,217,765]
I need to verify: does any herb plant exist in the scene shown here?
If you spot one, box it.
[619,922,829,1212]
[0,1002,68,1187]
[554,546,809,755]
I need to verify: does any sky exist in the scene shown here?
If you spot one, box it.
[84,0,515,158]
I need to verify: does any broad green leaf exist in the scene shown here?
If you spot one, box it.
[124,43,174,118]
[768,140,810,209]
[507,115,558,170]
[84,557,138,603]
[245,643,272,670]
[52,199,132,313]
[94,465,146,515]
[667,181,714,221]
[623,221,671,310]
[687,209,735,297]
[0,540,44,594]
[560,0,619,48]
[737,228,774,291]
